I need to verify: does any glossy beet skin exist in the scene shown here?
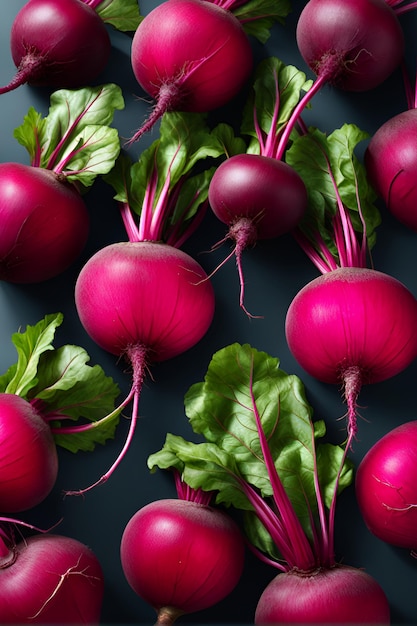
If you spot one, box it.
[356,421,417,549]
[0,534,104,624]
[296,0,404,91]
[365,109,417,231]
[8,0,111,89]
[285,267,417,386]
[0,163,89,283]
[75,241,215,360]
[255,565,390,624]
[0,393,58,513]
[131,0,253,113]
[208,154,308,239]
[120,499,245,620]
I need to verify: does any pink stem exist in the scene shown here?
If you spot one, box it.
[174,472,213,505]
[120,202,141,242]
[392,1,417,14]
[275,73,328,160]
[0,55,43,95]
[248,358,317,570]
[64,344,149,495]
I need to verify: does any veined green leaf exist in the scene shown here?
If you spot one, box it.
[241,57,312,153]
[149,343,354,559]
[233,0,291,43]
[286,123,380,254]
[0,313,121,453]
[1,313,64,398]
[13,84,124,188]
[95,0,143,31]
[148,433,251,511]
[104,112,243,242]
[62,126,121,188]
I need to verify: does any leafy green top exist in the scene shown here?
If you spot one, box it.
[104,112,245,246]
[93,0,143,31]
[148,343,353,571]
[225,0,291,44]
[240,57,312,158]
[0,314,121,453]
[237,57,380,271]
[13,84,124,191]
[286,124,381,271]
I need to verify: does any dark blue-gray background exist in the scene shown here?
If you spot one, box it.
[0,1,416,623]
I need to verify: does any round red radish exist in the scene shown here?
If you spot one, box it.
[0,533,104,623]
[365,109,417,231]
[0,163,89,283]
[0,393,58,512]
[120,499,245,623]
[254,565,390,624]
[356,421,417,549]
[1,0,111,94]
[74,241,215,360]
[129,0,253,141]
[296,0,404,91]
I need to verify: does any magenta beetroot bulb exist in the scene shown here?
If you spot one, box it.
[72,241,216,492]
[120,498,245,624]
[356,421,417,550]
[0,393,58,512]
[128,0,253,141]
[296,0,404,91]
[0,163,89,283]
[207,153,308,316]
[0,533,104,623]
[254,565,391,624]
[365,109,417,231]
[0,0,111,94]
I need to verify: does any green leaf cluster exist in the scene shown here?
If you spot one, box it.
[241,57,312,154]
[13,84,124,190]
[148,343,353,562]
[95,0,143,31]
[105,111,246,240]
[0,314,121,453]
[286,124,381,253]
[234,0,291,43]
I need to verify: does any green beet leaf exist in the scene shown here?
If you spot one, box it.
[240,57,312,157]
[231,0,291,44]
[0,313,121,453]
[13,84,124,190]
[149,343,353,568]
[95,0,143,31]
[285,124,381,264]
[104,111,246,245]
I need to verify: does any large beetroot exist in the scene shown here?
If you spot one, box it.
[148,343,390,623]
[120,492,245,625]
[285,123,417,448]
[0,532,104,623]
[365,109,417,231]
[296,0,404,92]
[0,393,58,513]
[128,0,253,142]
[0,164,89,283]
[254,565,390,624]
[356,421,417,551]
[0,83,122,283]
[72,113,228,492]
[0,0,111,94]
